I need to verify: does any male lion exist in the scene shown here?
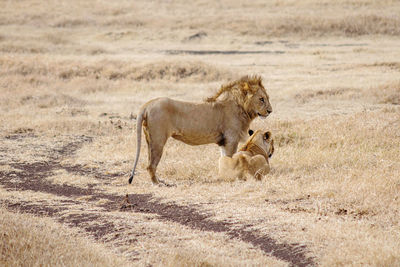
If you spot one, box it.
[129,75,272,185]
[219,129,274,181]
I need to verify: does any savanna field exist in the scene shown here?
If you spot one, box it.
[0,0,399,266]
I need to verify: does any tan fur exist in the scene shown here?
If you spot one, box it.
[129,75,272,184]
[218,130,274,181]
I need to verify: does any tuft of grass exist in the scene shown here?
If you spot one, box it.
[375,81,400,105]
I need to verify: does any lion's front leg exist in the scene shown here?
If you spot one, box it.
[221,141,238,157]
[218,155,243,181]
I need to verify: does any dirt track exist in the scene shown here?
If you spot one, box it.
[0,133,314,266]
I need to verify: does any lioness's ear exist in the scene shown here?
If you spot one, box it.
[264,131,271,140]
[248,129,254,136]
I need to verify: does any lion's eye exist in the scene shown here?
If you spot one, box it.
[260,97,265,103]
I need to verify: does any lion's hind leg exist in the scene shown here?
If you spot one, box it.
[146,141,164,185]
[144,126,175,186]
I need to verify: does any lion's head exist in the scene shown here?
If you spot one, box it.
[206,75,272,119]
[240,129,274,160]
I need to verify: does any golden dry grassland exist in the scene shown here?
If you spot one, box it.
[1,0,400,266]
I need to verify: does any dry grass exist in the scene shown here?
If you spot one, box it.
[0,56,232,83]
[0,208,130,267]
[1,0,400,266]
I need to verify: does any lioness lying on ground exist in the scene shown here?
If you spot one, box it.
[219,129,274,181]
[129,75,272,185]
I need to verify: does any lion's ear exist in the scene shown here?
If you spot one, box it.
[248,129,254,136]
[264,131,271,140]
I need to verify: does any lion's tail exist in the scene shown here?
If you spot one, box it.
[128,108,145,184]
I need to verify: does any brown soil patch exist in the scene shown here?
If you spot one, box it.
[120,195,313,266]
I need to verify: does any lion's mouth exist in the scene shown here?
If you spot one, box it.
[258,113,268,118]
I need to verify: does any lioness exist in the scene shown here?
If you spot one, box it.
[129,75,272,185]
[219,129,274,181]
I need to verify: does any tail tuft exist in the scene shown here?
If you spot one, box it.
[128,173,134,184]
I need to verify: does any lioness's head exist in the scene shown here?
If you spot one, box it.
[241,129,274,160]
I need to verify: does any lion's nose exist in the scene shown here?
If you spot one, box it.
[267,109,272,114]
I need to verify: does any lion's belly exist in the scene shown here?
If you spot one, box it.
[166,100,224,145]
[171,131,221,146]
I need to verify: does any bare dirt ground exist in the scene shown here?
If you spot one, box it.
[1,0,400,266]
